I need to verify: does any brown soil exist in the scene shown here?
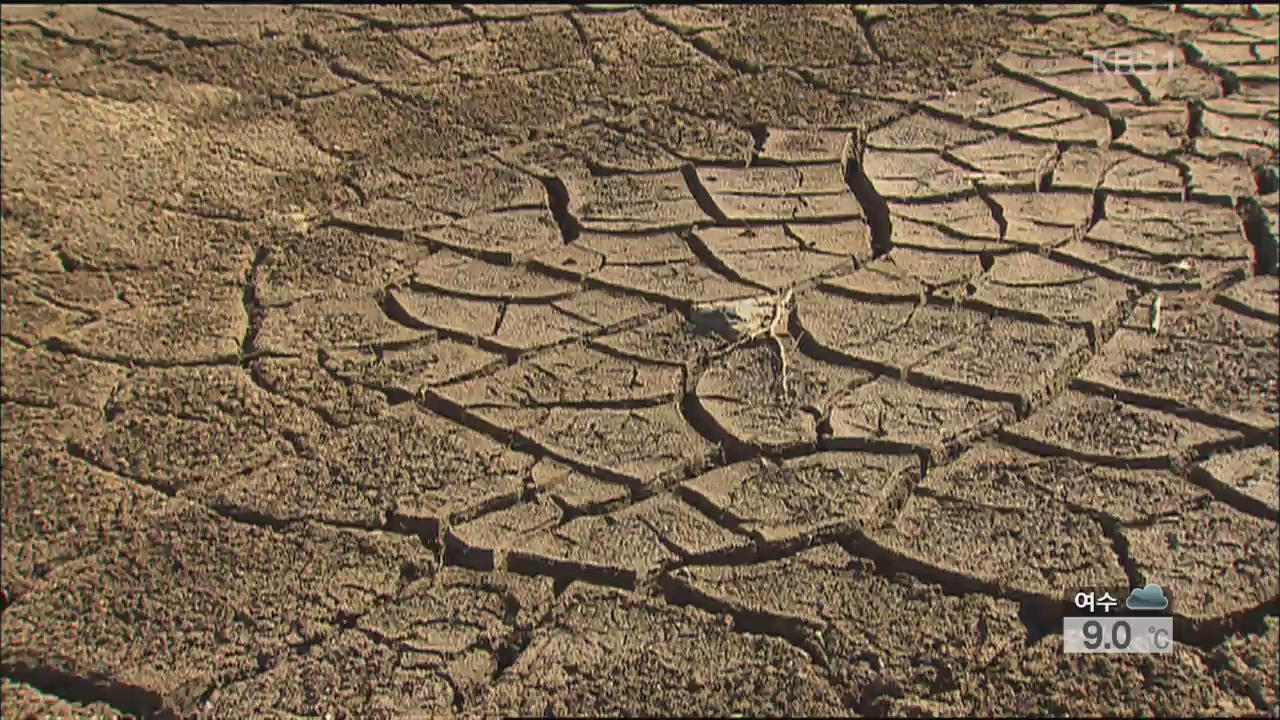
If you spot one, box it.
[2,4,1278,718]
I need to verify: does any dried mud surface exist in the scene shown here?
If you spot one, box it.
[1,3,1278,719]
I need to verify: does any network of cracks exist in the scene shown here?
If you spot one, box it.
[1,3,1278,718]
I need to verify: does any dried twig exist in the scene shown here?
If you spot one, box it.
[768,289,795,398]
[691,289,797,396]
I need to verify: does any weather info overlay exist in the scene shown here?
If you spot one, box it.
[1063,584,1174,654]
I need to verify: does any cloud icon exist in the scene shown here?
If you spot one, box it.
[1126,583,1169,611]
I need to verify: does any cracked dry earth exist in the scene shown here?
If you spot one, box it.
[1,3,1279,718]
